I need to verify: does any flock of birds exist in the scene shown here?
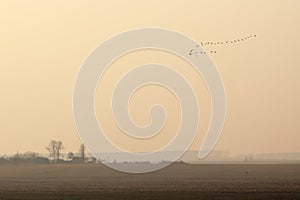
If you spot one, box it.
[189,34,257,56]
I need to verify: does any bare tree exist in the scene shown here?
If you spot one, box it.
[46,140,57,161]
[55,141,64,161]
[46,140,64,162]
[22,151,39,159]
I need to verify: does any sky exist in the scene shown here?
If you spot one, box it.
[0,0,299,155]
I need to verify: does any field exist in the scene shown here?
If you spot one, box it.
[0,163,299,199]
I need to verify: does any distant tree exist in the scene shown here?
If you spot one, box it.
[55,141,64,161]
[79,144,85,161]
[46,140,57,161]
[67,152,74,161]
[22,151,39,160]
[9,151,48,164]
[46,140,64,162]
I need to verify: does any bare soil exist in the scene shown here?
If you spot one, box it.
[0,164,299,199]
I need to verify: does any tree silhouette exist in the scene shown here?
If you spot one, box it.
[67,152,74,161]
[46,140,64,162]
[79,144,85,161]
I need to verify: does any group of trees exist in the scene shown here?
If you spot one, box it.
[0,151,48,164]
[46,140,64,162]
[0,140,97,164]
[46,140,96,163]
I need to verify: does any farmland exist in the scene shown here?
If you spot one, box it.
[0,164,299,199]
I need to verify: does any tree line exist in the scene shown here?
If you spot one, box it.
[0,140,97,164]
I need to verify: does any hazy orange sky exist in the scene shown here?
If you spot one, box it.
[0,0,299,155]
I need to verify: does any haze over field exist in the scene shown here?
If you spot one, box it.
[0,0,299,157]
[1,1,300,200]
